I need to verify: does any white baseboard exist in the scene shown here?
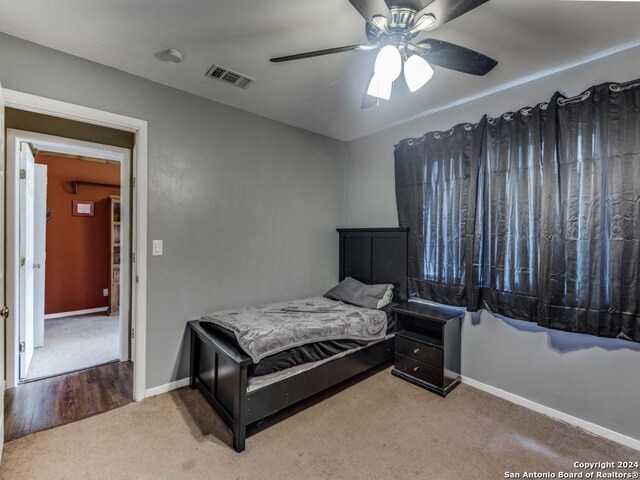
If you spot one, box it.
[145,378,190,398]
[462,376,640,452]
[44,307,108,319]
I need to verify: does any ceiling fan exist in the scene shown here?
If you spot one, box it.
[270,0,498,108]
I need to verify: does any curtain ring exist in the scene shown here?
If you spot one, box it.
[610,79,640,92]
[433,132,441,139]
[520,107,533,116]
[502,112,514,121]
[487,117,496,125]
[557,90,591,106]
[540,102,548,111]
[464,123,474,131]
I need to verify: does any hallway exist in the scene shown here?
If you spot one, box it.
[4,361,133,442]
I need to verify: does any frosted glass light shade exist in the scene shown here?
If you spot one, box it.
[367,74,393,100]
[374,45,402,81]
[404,54,434,92]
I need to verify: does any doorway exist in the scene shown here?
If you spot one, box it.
[6,131,132,388]
[1,88,148,455]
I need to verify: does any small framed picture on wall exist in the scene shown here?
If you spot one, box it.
[72,200,95,217]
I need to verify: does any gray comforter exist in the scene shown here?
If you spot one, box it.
[200,296,387,363]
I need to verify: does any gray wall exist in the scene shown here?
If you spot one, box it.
[344,45,640,441]
[0,33,347,389]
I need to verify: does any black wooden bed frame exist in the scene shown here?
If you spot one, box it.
[188,227,408,452]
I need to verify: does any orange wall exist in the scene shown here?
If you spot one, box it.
[36,154,120,314]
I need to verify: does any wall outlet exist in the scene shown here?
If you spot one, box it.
[103,288,109,297]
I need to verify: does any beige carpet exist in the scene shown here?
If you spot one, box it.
[1,368,636,480]
[26,314,119,380]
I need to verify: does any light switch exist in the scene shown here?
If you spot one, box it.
[152,240,163,256]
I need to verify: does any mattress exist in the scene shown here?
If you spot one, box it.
[247,334,395,393]
[199,303,395,378]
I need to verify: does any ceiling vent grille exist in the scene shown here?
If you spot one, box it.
[205,64,255,89]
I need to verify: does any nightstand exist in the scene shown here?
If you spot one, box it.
[391,302,463,396]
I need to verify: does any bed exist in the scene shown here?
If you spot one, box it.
[188,227,408,452]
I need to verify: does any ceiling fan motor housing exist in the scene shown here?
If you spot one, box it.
[366,7,424,47]
[390,7,417,29]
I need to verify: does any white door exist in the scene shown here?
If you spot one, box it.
[1,80,7,460]
[34,164,48,348]
[18,142,36,380]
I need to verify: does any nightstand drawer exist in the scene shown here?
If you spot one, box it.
[395,336,442,368]
[394,355,443,387]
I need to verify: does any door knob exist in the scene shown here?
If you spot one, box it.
[33,263,41,269]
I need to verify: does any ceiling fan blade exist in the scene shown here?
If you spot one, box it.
[271,45,366,63]
[348,0,391,22]
[415,39,497,76]
[415,0,489,30]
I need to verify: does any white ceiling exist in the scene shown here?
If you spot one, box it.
[1,0,639,141]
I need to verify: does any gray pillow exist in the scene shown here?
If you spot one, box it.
[324,277,394,310]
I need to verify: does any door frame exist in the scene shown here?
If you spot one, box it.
[3,89,148,402]
[7,130,132,384]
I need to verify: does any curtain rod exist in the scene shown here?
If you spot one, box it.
[395,77,640,147]
[558,79,640,106]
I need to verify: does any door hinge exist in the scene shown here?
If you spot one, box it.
[19,341,25,354]
[132,177,136,188]
[20,256,26,267]
[132,252,136,263]
[0,306,10,320]
[19,169,26,179]
[131,328,135,340]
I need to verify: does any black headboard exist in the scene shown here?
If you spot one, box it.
[337,228,409,303]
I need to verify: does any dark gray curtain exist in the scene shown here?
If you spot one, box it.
[474,106,546,320]
[539,84,640,341]
[395,122,483,307]
[395,79,640,342]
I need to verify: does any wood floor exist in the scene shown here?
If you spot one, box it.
[4,361,133,442]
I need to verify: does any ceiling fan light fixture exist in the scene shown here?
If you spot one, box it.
[374,45,402,81]
[404,54,434,92]
[408,14,436,35]
[367,74,393,100]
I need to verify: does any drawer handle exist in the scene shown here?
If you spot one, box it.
[413,348,420,355]
[413,366,420,372]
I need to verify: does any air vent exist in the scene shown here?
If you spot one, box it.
[206,64,255,89]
